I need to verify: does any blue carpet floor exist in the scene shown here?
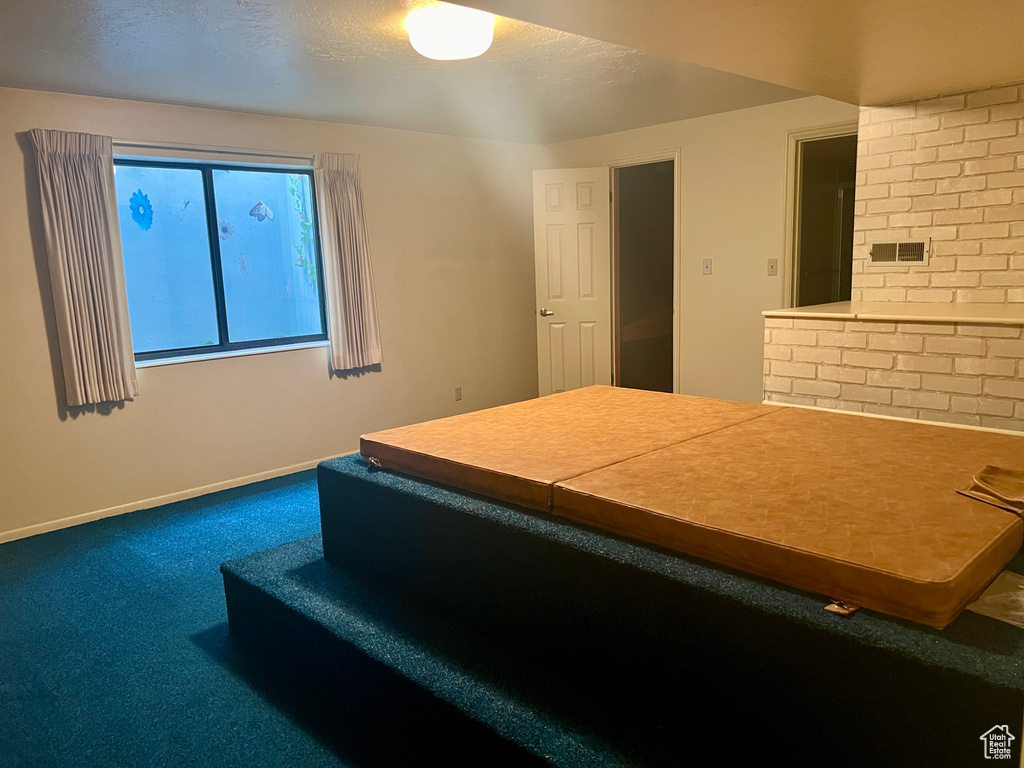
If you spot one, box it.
[0,471,531,768]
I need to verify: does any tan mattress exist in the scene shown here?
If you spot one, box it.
[554,407,1024,627]
[360,386,777,510]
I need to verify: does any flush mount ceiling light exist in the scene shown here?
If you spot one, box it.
[405,3,495,61]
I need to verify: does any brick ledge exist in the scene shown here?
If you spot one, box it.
[764,301,1024,326]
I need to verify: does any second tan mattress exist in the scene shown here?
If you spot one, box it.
[553,406,1024,628]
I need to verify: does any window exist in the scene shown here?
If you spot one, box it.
[113,159,327,361]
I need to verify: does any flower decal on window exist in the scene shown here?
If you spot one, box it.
[218,220,235,240]
[129,189,153,231]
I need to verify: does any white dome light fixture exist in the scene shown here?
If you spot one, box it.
[405,3,495,61]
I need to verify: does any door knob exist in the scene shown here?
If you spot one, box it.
[539,308,555,317]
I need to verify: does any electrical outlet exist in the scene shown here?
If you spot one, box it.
[767,259,779,277]
[454,385,462,401]
[702,258,712,275]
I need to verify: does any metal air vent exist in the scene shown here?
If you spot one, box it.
[871,242,898,263]
[868,239,929,268]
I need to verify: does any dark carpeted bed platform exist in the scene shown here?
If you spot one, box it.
[224,453,1024,766]
[223,387,1024,765]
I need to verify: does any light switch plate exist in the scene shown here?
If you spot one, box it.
[702,258,712,275]
[767,259,779,276]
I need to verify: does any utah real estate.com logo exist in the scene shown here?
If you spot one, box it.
[980,725,1015,760]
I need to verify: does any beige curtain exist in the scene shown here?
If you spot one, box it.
[30,129,138,406]
[314,153,383,372]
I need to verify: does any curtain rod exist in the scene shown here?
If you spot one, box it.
[112,138,315,162]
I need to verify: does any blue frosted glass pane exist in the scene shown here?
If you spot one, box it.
[114,166,219,353]
[212,170,323,343]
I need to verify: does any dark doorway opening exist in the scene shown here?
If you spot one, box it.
[796,134,857,306]
[614,160,674,393]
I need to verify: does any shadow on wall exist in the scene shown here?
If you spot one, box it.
[19,132,128,422]
[328,362,382,380]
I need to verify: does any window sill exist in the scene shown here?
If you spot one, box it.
[135,340,330,368]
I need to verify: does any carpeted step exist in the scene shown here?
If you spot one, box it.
[222,535,656,767]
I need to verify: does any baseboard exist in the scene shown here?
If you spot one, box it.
[0,450,358,545]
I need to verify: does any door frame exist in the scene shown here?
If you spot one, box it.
[782,121,859,308]
[606,149,681,393]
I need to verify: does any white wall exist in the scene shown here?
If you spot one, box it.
[548,96,859,402]
[1,89,859,540]
[0,87,543,540]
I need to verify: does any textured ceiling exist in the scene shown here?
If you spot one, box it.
[0,0,806,143]
[459,0,1024,107]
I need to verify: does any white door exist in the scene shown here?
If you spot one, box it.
[533,168,612,396]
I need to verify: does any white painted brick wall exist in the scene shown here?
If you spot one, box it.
[763,318,1024,431]
[853,83,1024,302]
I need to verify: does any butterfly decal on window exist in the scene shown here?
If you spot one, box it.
[249,201,275,222]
